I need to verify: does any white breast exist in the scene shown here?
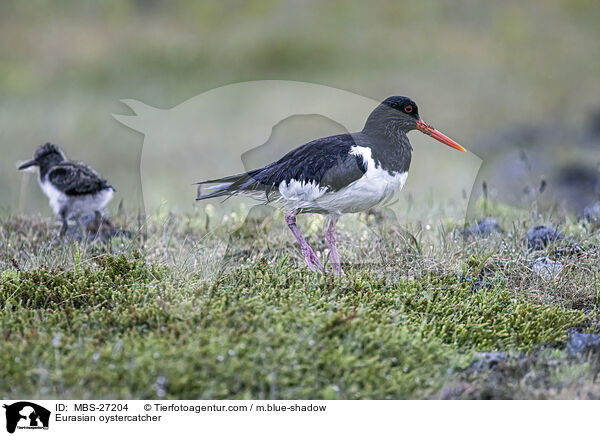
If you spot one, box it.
[40,178,67,215]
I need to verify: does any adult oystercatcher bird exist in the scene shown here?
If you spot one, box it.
[197,96,466,274]
[18,142,115,236]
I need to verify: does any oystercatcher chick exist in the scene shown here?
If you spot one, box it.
[18,143,115,237]
[197,96,466,274]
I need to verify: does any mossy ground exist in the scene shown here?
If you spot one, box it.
[1,203,599,399]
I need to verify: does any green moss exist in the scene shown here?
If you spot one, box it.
[0,262,467,399]
[396,276,586,350]
[0,217,595,399]
[209,267,586,351]
[0,254,167,310]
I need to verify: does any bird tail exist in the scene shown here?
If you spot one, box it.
[196,170,265,201]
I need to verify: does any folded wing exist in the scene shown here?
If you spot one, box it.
[196,133,368,201]
[47,162,112,196]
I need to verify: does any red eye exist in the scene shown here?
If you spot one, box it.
[404,105,413,113]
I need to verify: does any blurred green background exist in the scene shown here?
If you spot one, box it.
[2,0,599,216]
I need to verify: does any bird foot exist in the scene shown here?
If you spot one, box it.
[302,246,325,272]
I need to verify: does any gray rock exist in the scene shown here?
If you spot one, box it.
[526,225,564,250]
[553,164,599,213]
[470,352,507,372]
[583,202,600,227]
[531,257,563,280]
[463,275,492,291]
[566,331,600,355]
[463,217,503,237]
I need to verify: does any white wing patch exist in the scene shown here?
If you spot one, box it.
[279,179,328,203]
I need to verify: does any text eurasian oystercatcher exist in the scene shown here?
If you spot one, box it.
[18,143,115,236]
[197,96,466,274]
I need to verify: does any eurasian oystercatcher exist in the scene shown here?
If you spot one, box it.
[197,96,466,274]
[18,142,115,236]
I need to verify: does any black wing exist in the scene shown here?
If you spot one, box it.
[47,162,112,196]
[197,133,368,200]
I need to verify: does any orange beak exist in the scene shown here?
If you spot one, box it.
[417,119,466,152]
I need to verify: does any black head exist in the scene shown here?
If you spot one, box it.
[18,142,66,171]
[363,96,466,152]
[363,96,420,136]
[381,96,420,120]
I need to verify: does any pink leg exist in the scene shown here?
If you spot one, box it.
[285,210,323,271]
[326,214,344,275]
